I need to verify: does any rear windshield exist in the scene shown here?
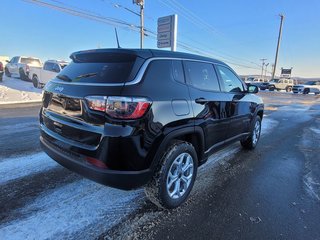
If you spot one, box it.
[56,52,141,84]
[21,58,41,66]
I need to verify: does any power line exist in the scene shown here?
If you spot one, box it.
[23,0,141,32]
[23,0,260,70]
[157,0,261,68]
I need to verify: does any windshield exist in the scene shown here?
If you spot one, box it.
[21,58,41,66]
[270,79,279,83]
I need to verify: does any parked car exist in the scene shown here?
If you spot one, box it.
[268,78,296,92]
[5,56,42,81]
[0,56,9,81]
[259,82,270,90]
[40,49,264,209]
[29,60,68,88]
[245,77,268,89]
[292,81,320,94]
[0,62,3,82]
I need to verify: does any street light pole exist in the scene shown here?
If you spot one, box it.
[133,0,145,49]
[260,58,267,80]
[271,14,285,80]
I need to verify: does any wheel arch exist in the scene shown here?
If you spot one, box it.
[149,126,205,171]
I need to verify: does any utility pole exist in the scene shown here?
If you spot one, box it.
[133,0,145,49]
[271,14,285,80]
[260,58,267,80]
[264,63,269,80]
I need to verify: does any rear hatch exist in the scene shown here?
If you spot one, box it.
[41,49,150,147]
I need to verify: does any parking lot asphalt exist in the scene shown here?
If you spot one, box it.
[0,92,319,240]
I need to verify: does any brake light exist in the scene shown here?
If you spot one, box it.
[0,62,3,71]
[85,96,152,119]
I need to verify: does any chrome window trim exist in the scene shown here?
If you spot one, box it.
[49,57,224,87]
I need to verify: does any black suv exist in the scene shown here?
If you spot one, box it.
[40,49,264,209]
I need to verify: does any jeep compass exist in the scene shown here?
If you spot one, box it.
[40,48,264,209]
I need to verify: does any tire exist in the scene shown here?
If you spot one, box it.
[286,86,292,92]
[303,88,310,94]
[241,116,261,150]
[32,75,40,88]
[19,68,28,81]
[269,85,275,91]
[145,140,198,209]
[5,68,11,77]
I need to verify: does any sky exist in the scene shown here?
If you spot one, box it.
[1,0,320,78]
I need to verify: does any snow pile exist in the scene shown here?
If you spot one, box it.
[0,76,42,104]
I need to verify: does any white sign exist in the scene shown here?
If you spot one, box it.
[157,15,178,51]
[157,24,171,33]
[157,32,171,41]
[158,16,171,25]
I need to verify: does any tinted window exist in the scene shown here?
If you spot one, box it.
[44,62,54,71]
[216,65,244,92]
[11,57,18,63]
[184,61,220,91]
[21,58,41,66]
[52,64,60,73]
[172,60,184,83]
[143,60,176,83]
[57,53,139,83]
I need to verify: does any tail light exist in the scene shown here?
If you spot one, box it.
[85,96,152,120]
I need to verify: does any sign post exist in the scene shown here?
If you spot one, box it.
[157,15,178,51]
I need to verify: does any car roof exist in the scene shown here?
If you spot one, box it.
[70,48,227,66]
[46,60,68,64]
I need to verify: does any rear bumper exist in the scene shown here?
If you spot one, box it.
[40,136,154,190]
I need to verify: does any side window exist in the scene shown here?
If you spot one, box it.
[11,57,18,63]
[216,65,244,92]
[52,64,60,73]
[44,62,54,71]
[184,61,220,91]
[172,60,184,83]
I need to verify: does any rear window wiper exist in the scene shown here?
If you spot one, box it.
[57,74,72,82]
[75,73,97,80]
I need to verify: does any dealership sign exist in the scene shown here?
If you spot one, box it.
[157,15,178,51]
[280,68,293,78]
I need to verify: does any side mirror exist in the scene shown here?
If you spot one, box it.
[5,60,9,63]
[247,85,259,94]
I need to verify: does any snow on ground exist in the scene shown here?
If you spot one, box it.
[0,152,58,184]
[0,115,280,240]
[0,179,143,240]
[0,76,42,104]
[261,117,279,135]
[0,152,144,239]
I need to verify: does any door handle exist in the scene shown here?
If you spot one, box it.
[195,98,208,104]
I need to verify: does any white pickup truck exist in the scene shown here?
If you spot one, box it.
[29,60,68,88]
[5,56,42,81]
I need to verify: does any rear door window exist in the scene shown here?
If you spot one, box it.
[184,61,220,91]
